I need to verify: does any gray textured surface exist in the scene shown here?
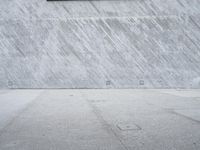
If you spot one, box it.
[0,0,200,88]
[0,89,200,150]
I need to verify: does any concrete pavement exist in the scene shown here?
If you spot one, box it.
[0,89,200,150]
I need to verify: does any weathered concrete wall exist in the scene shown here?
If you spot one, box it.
[0,0,200,88]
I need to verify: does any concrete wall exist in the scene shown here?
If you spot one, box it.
[0,0,200,88]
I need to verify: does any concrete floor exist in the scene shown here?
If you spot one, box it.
[0,89,200,150]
